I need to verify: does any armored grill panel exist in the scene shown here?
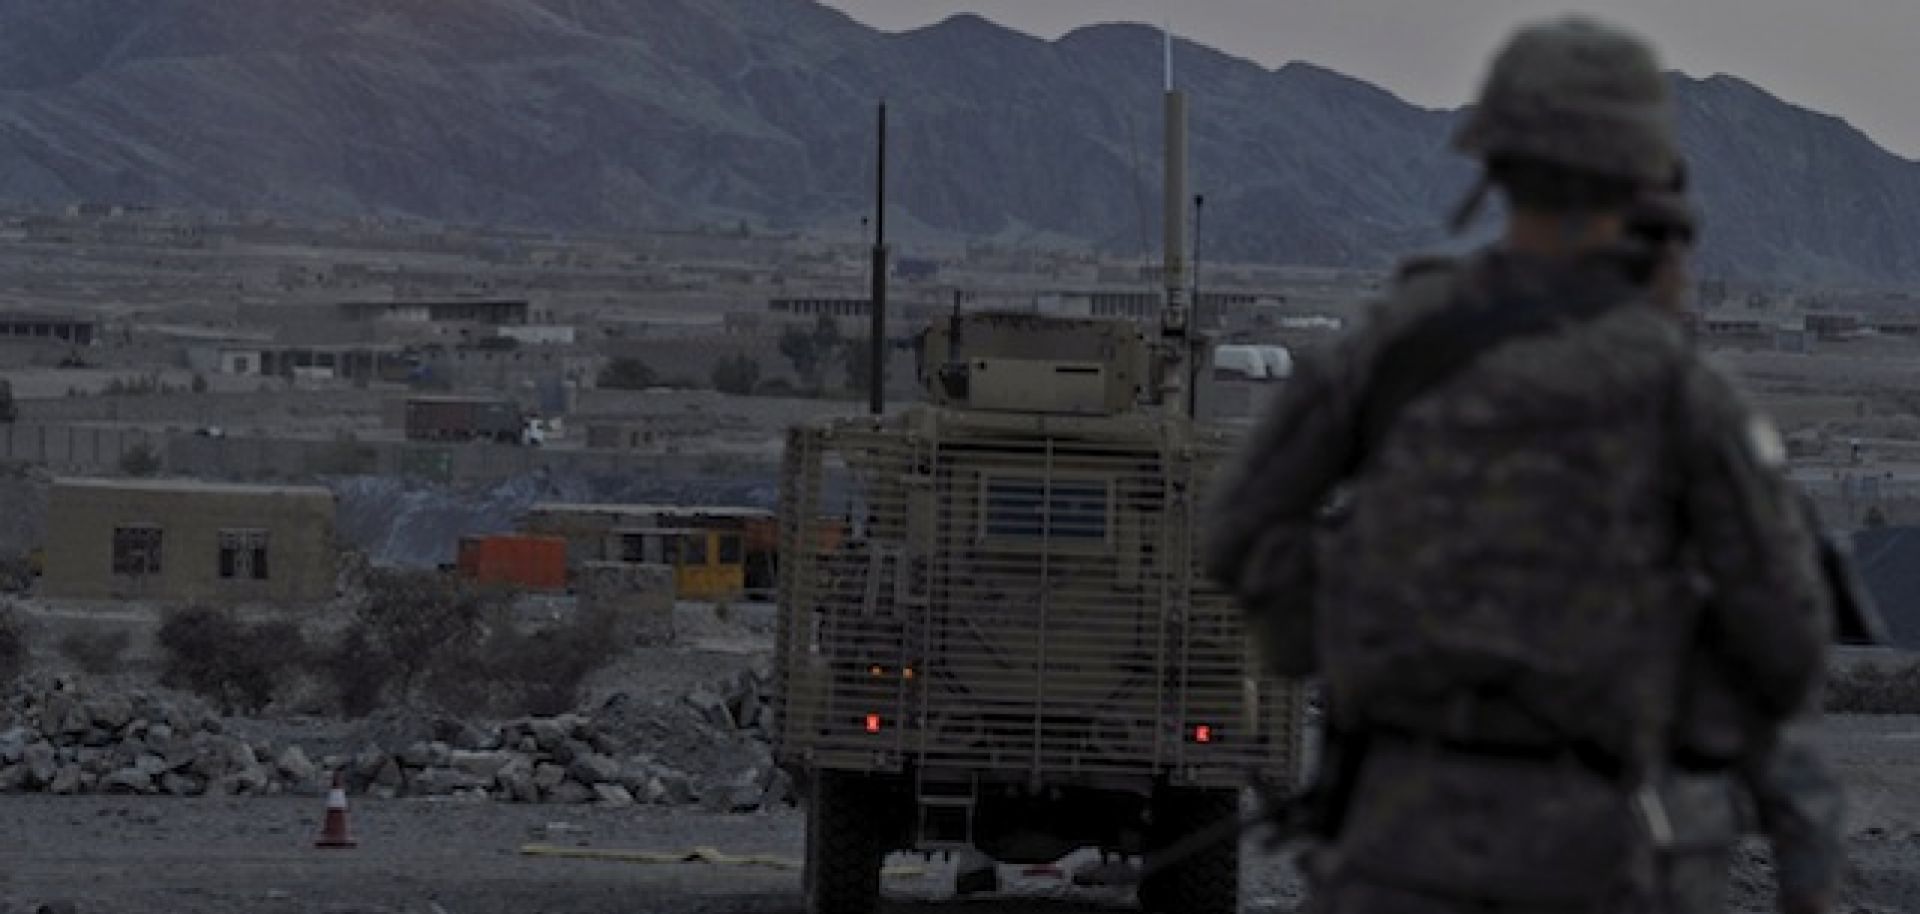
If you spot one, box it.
[774,415,1306,786]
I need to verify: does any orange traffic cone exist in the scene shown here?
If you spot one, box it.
[315,771,357,849]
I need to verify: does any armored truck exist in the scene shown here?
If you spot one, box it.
[773,311,1306,914]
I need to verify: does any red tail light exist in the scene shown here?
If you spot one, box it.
[865,713,882,734]
[1192,724,1213,744]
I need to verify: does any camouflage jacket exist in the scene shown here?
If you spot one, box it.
[1656,718,1844,913]
[1204,249,1833,901]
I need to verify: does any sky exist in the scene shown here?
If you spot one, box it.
[822,0,1920,160]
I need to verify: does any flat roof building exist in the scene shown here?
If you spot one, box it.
[42,478,337,603]
[0,312,96,347]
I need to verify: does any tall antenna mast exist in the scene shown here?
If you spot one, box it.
[1160,24,1191,415]
[1164,21,1174,91]
[868,100,889,416]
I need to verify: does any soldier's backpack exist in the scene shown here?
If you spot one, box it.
[1349,254,1884,771]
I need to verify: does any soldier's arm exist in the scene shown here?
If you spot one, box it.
[1202,330,1373,676]
[1680,360,1832,719]
[1745,719,1845,914]
[1204,349,1359,583]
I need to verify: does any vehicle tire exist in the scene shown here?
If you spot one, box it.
[1138,786,1240,914]
[804,771,890,914]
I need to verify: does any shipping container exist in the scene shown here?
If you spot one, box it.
[456,534,568,591]
[405,396,522,443]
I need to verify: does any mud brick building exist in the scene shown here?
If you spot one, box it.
[42,478,337,603]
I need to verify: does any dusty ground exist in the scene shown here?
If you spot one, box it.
[0,796,1292,914]
[0,714,1913,914]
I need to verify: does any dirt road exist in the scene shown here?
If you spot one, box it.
[0,795,1301,914]
[2,715,1916,914]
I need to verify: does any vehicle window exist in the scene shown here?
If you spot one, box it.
[982,477,1108,541]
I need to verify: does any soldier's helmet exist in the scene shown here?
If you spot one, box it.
[1453,17,1678,186]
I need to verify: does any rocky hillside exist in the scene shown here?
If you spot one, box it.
[0,0,1915,282]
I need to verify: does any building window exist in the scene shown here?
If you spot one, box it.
[218,529,270,581]
[981,477,1110,542]
[112,525,163,576]
[618,533,649,564]
[718,534,744,565]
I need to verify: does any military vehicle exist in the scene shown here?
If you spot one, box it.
[772,308,1308,914]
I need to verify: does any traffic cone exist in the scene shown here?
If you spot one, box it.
[315,771,357,849]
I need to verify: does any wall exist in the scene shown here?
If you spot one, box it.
[42,481,339,603]
[0,424,160,473]
[0,420,774,484]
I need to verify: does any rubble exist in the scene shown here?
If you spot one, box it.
[0,664,789,809]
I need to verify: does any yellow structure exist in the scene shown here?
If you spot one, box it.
[607,525,745,601]
[522,503,772,601]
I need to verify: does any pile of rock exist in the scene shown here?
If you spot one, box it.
[0,666,794,810]
[340,712,741,808]
[0,687,322,798]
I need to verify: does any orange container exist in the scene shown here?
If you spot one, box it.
[456,535,569,591]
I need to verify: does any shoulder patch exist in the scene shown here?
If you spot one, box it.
[1745,414,1788,469]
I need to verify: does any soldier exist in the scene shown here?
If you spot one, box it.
[1621,162,1848,914]
[1204,16,1832,914]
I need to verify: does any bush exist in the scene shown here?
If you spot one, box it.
[0,554,34,594]
[468,606,626,717]
[58,629,131,675]
[119,442,162,477]
[844,337,881,394]
[597,357,659,391]
[712,353,762,396]
[0,603,26,683]
[322,570,492,714]
[780,315,844,394]
[1825,663,1920,715]
[156,605,309,714]
[320,622,389,718]
[321,572,627,718]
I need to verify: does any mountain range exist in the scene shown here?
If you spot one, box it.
[0,0,1916,284]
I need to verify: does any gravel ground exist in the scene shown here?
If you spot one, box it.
[3,716,1917,914]
[0,795,1308,914]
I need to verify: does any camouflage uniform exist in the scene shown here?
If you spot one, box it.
[1656,720,1846,914]
[1204,18,1834,914]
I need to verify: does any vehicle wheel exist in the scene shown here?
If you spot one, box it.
[804,772,890,914]
[1138,786,1240,914]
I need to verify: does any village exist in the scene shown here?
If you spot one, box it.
[0,200,1915,914]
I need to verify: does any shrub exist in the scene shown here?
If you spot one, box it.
[58,629,131,675]
[844,337,880,394]
[1825,663,1920,715]
[0,554,34,594]
[325,570,492,713]
[156,605,309,714]
[712,354,762,396]
[780,315,844,394]
[323,572,627,717]
[597,357,659,391]
[0,603,26,683]
[119,442,162,477]
[320,622,390,718]
[470,606,626,717]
